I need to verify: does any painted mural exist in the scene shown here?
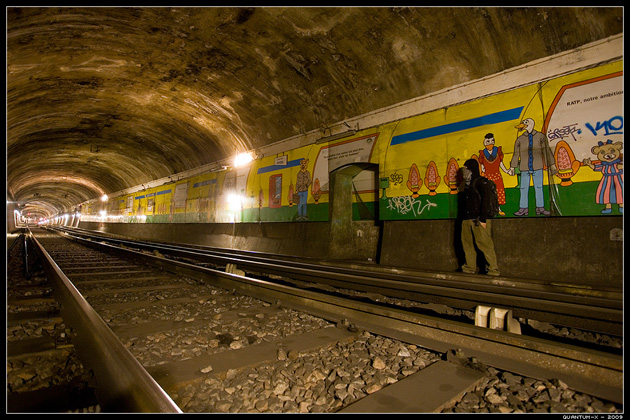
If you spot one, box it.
[79,60,623,224]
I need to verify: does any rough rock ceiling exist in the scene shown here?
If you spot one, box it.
[6,6,623,218]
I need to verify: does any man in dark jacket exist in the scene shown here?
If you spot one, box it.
[459,159,500,276]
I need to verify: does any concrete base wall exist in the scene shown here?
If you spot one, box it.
[81,221,328,257]
[79,216,622,289]
[379,217,623,289]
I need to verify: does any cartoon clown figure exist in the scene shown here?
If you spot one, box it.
[478,133,511,216]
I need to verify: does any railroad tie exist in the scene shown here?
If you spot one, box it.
[339,360,485,413]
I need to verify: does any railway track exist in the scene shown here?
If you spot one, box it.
[6,232,100,413]
[52,225,622,338]
[10,227,623,413]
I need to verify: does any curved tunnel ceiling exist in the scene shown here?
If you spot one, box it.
[7,7,623,219]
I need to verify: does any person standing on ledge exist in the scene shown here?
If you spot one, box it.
[459,159,500,276]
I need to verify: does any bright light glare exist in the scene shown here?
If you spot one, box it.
[234,152,254,168]
[99,210,107,218]
[101,194,109,202]
[226,193,242,211]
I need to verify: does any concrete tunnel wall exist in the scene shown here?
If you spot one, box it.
[78,215,623,289]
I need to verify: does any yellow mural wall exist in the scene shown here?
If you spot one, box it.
[77,60,622,223]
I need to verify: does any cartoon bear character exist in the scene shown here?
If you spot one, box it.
[583,140,623,214]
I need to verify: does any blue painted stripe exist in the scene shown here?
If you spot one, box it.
[135,195,145,200]
[390,107,524,146]
[193,179,217,188]
[156,189,172,196]
[257,158,303,174]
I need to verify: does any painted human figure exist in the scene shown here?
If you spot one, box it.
[136,200,144,221]
[509,118,557,216]
[478,133,510,216]
[583,139,624,214]
[296,158,312,221]
[168,196,175,222]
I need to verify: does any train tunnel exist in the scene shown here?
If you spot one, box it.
[7,7,624,287]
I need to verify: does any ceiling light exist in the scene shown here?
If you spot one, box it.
[234,152,254,168]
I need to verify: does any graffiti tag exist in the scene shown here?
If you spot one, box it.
[547,123,581,142]
[584,116,623,137]
[387,196,437,217]
[389,171,404,186]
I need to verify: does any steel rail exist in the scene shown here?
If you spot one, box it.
[51,227,622,336]
[27,229,182,413]
[52,226,622,303]
[41,230,622,405]
[52,226,623,300]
